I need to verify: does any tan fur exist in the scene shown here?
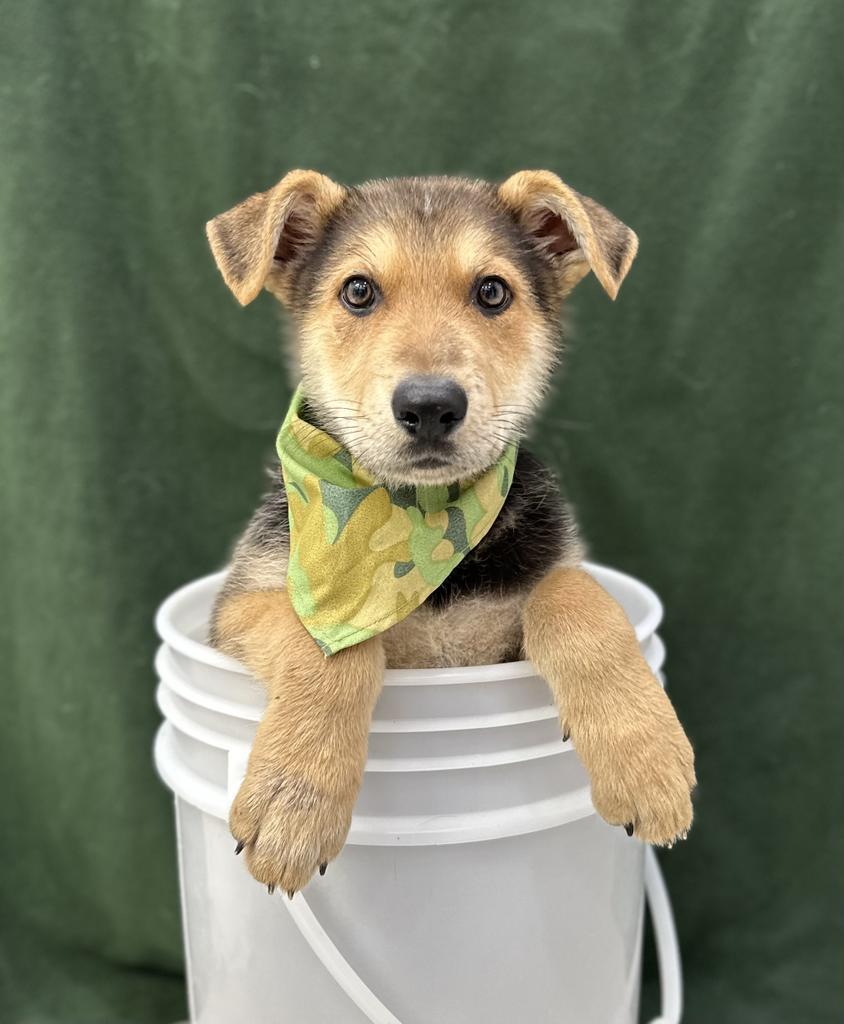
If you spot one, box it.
[221,532,289,598]
[207,170,346,306]
[382,591,527,669]
[214,588,384,892]
[522,567,695,845]
[498,170,639,300]
[296,215,558,487]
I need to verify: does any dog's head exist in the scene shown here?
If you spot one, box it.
[207,170,637,486]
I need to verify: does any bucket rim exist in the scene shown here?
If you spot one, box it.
[155,563,663,680]
[155,679,577,772]
[155,633,665,729]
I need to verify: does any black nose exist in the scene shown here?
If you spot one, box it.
[391,375,468,442]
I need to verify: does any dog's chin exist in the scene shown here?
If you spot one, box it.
[352,440,506,488]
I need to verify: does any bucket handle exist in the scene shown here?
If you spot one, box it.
[643,846,683,1024]
[282,847,682,1024]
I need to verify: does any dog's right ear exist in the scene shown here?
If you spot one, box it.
[206,170,346,306]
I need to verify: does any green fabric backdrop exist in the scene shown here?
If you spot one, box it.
[1,1,841,1021]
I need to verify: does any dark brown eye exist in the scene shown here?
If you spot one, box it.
[474,276,511,314]
[340,276,377,313]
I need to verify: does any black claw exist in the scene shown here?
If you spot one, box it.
[561,730,571,743]
[287,890,295,901]
[624,823,635,837]
[234,840,245,855]
[267,883,275,895]
[319,863,327,876]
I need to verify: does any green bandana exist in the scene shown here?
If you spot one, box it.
[276,386,517,655]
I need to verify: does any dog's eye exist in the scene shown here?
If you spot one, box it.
[340,276,377,313]
[474,276,512,314]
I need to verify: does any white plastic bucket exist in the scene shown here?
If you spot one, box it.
[154,564,682,1024]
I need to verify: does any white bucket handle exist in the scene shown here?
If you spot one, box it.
[643,846,683,1024]
[282,846,682,1024]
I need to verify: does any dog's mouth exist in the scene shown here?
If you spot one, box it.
[345,431,508,488]
[390,438,501,485]
[404,449,453,471]
[399,439,458,471]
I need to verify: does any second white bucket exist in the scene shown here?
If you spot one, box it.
[154,564,682,1024]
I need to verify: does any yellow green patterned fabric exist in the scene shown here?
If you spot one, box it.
[277,386,517,655]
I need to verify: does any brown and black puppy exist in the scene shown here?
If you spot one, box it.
[206,169,696,895]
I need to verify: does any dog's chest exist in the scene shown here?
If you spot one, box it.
[381,591,526,669]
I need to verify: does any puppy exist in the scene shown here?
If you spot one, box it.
[206,169,696,895]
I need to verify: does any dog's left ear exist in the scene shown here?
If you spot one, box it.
[206,169,347,306]
[498,170,638,300]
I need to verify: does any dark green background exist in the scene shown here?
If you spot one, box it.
[1,1,841,1021]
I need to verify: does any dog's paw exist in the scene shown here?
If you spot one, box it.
[585,716,696,847]
[229,765,352,895]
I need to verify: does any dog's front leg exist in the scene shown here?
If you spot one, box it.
[522,567,696,845]
[214,589,385,893]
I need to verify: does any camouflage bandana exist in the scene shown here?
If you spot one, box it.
[277,386,518,655]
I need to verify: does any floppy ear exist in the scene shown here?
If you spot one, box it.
[206,169,346,306]
[498,170,638,300]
